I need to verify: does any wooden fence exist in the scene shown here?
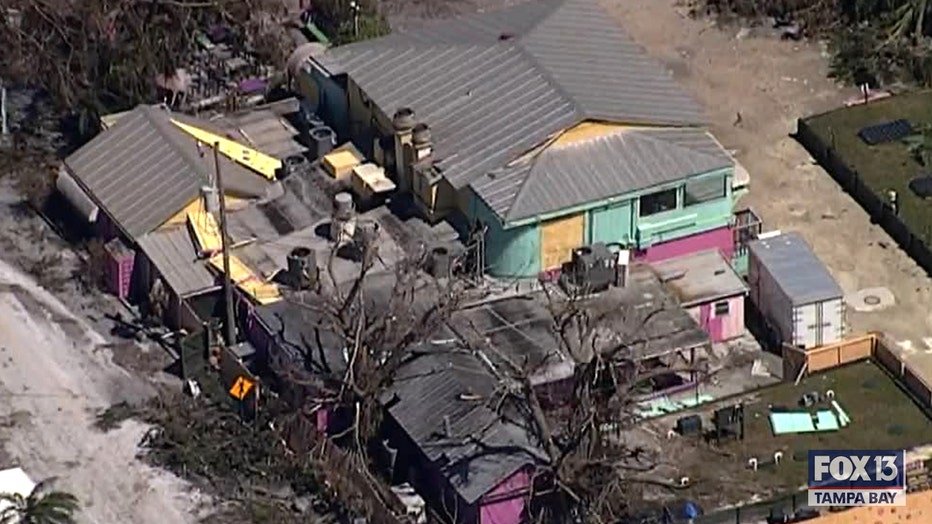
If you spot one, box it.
[795,117,932,272]
[781,332,932,410]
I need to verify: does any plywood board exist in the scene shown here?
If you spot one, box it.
[171,119,282,180]
[540,213,584,270]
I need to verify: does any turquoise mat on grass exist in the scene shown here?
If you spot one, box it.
[770,410,840,434]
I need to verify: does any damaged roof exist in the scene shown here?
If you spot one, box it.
[385,344,546,504]
[64,104,277,238]
[314,0,709,221]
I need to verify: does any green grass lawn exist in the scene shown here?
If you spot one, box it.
[806,90,932,242]
[667,361,932,508]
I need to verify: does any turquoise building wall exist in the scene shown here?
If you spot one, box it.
[470,196,541,277]
[471,167,737,278]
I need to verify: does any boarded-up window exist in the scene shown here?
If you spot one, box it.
[639,188,678,217]
[684,175,726,206]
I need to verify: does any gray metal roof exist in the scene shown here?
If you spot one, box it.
[386,347,545,503]
[136,226,218,298]
[472,127,732,221]
[64,106,205,238]
[65,105,278,239]
[651,249,748,307]
[314,0,707,219]
[748,232,843,306]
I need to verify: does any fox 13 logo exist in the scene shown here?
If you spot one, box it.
[808,450,907,507]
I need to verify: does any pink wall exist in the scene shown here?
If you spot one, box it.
[635,226,734,264]
[692,294,745,342]
[479,467,531,524]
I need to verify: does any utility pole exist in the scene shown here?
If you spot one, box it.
[213,143,236,345]
[1,81,8,137]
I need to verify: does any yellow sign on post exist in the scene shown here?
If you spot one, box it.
[229,376,256,400]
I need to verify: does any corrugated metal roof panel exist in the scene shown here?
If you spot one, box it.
[315,0,709,219]
[748,232,843,306]
[65,105,277,238]
[137,226,217,297]
[327,42,577,189]
[474,128,731,221]
[388,349,544,503]
[520,0,705,125]
[64,106,203,238]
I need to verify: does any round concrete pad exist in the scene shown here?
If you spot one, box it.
[846,287,896,312]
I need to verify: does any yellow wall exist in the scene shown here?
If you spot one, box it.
[540,213,585,270]
[802,490,932,523]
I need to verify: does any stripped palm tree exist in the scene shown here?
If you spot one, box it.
[0,478,78,524]
[888,0,932,39]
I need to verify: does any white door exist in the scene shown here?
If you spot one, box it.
[819,298,845,346]
[794,303,819,349]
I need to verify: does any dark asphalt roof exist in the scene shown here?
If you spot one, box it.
[64,105,277,238]
[385,346,545,503]
[314,0,708,221]
[253,300,348,377]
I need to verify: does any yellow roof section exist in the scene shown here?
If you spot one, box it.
[322,148,363,180]
[208,254,282,305]
[188,210,222,255]
[171,119,281,180]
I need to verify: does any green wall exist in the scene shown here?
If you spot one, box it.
[633,168,734,247]
[470,193,541,277]
[466,167,737,278]
[589,200,633,245]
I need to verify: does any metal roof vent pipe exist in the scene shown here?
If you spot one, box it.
[429,246,451,279]
[287,247,318,290]
[201,185,220,214]
[392,107,416,133]
[310,125,335,160]
[330,192,357,245]
[392,108,416,191]
[412,123,432,162]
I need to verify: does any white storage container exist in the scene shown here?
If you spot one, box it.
[748,232,845,349]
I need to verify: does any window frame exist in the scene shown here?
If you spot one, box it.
[638,187,679,217]
[684,174,727,206]
[714,300,730,316]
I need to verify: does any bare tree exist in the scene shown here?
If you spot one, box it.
[462,282,709,524]
[271,238,471,457]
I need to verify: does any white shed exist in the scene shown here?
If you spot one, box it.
[748,232,845,349]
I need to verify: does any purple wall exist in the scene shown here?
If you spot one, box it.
[479,467,531,524]
[635,226,734,264]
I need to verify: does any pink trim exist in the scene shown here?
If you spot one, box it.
[635,226,734,264]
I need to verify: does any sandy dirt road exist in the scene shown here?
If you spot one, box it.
[608,0,932,373]
[0,259,204,524]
